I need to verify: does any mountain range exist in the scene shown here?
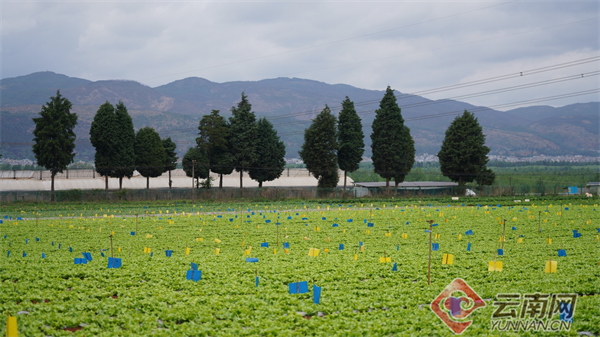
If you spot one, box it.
[1,71,598,161]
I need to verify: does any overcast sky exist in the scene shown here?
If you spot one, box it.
[1,0,598,109]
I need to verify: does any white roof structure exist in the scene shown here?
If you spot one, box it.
[0,168,353,191]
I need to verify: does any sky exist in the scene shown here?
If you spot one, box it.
[1,0,598,109]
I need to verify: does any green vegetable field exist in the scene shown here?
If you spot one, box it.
[1,199,599,336]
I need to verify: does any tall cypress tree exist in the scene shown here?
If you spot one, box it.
[32,90,78,198]
[112,101,136,190]
[197,110,233,188]
[249,117,286,187]
[134,127,166,191]
[299,105,339,188]
[90,101,116,193]
[371,86,415,187]
[337,96,364,189]
[229,93,257,188]
[438,110,495,186]
[162,137,178,191]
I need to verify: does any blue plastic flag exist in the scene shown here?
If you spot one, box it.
[405,222,409,225]
[255,276,259,287]
[69,246,72,253]
[265,220,271,223]
[289,281,309,294]
[107,257,122,268]
[302,217,307,220]
[52,242,54,246]
[25,239,28,244]
[313,285,322,304]
[261,242,269,248]
[246,258,259,263]
[359,241,363,247]
[42,253,46,259]
[287,216,292,220]
[131,232,135,235]
[6,251,10,258]
[229,218,233,222]
[465,230,473,235]
[347,219,353,222]
[332,223,339,227]
[322,217,326,220]
[467,243,471,251]
[165,250,173,257]
[83,252,92,261]
[392,263,397,271]
[186,269,202,282]
[497,249,504,256]
[191,262,198,270]
[101,252,105,257]
[432,243,439,251]
[36,238,39,242]
[23,251,26,257]
[558,249,567,257]
[283,242,290,249]
[339,244,344,250]
[367,223,374,227]
[512,227,516,230]
[397,244,399,251]
[150,252,153,257]
[431,223,438,227]
[59,243,61,249]
[74,258,87,264]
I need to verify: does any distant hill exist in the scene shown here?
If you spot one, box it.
[1,71,598,161]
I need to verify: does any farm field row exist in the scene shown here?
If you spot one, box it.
[1,199,599,336]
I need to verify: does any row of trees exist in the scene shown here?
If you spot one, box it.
[182,94,286,189]
[299,86,495,188]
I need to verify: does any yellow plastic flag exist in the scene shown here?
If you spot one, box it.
[215,248,220,255]
[185,247,190,255]
[360,246,365,252]
[98,227,101,232]
[6,313,18,337]
[379,257,392,263]
[244,247,252,255]
[488,261,503,271]
[69,225,74,229]
[458,234,462,240]
[385,233,391,237]
[308,248,320,257]
[315,227,320,232]
[499,236,505,242]
[596,235,599,242]
[401,233,408,239]
[366,230,370,234]
[118,247,121,252]
[442,254,454,265]
[544,260,557,273]
[214,238,222,244]
[324,248,329,253]
[196,238,203,242]
[284,248,290,254]
[235,225,238,229]
[546,238,552,244]
[146,234,153,238]
[111,231,115,236]
[435,233,440,239]
[353,254,358,260]
[517,238,523,243]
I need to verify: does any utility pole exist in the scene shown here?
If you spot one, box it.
[192,160,196,204]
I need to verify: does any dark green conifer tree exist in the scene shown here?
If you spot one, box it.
[32,90,78,198]
[134,127,166,191]
[228,93,257,188]
[90,101,116,193]
[182,147,209,189]
[249,117,286,187]
[370,86,415,187]
[438,110,495,186]
[113,101,136,190]
[162,137,178,191]
[197,110,233,188]
[337,96,364,189]
[299,105,339,188]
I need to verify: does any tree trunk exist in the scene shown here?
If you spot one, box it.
[105,176,108,201]
[219,174,223,189]
[51,170,55,202]
[119,177,123,190]
[386,177,390,187]
[344,171,347,190]
[259,181,262,188]
[395,180,399,189]
[240,170,243,188]
[169,170,172,191]
[147,176,149,190]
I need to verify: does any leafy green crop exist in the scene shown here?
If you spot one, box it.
[1,198,599,336]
